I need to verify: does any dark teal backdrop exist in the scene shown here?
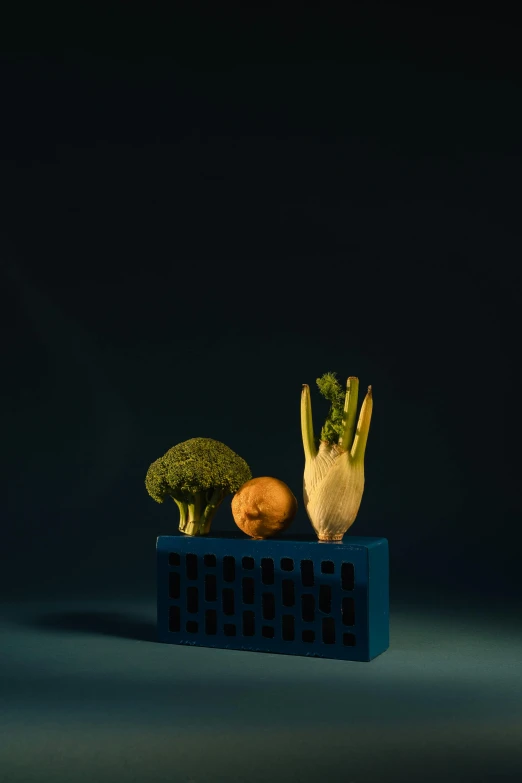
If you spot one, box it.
[1,5,520,783]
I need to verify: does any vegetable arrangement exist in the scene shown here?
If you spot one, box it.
[145,372,373,540]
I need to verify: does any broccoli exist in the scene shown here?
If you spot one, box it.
[145,437,252,536]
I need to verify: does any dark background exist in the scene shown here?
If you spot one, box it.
[1,1,519,604]
[1,4,522,783]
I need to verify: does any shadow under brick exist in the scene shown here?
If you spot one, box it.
[18,610,157,643]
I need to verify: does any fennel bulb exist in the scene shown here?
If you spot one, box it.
[301,373,373,541]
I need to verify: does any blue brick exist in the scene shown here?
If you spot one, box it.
[157,532,389,662]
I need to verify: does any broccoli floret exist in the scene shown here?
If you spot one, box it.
[145,437,252,536]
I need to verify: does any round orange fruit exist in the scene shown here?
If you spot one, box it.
[231,476,298,539]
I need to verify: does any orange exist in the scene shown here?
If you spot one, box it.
[231,476,298,539]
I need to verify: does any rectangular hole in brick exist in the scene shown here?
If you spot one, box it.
[343,632,356,646]
[242,611,255,636]
[205,574,217,602]
[242,556,255,570]
[262,625,274,638]
[319,585,332,614]
[342,597,355,626]
[168,552,180,566]
[204,554,216,567]
[169,571,180,599]
[281,557,294,571]
[301,559,314,587]
[169,605,180,632]
[261,558,274,585]
[205,610,217,635]
[242,577,255,604]
[302,629,315,643]
[282,579,295,607]
[301,593,315,622]
[282,614,295,641]
[186,620,198,633]
[187,586,198,614]
[224,623,236,637]
[223,556,236,582]
[222,588,235,616]
[262,592,275,620]
[341,562,354,590]
[186,553,198,580]
[321,560,334,574]
[322,617,336,644]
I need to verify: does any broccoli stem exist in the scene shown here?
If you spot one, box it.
[180,489,226,536]
[187,492,202,526]
[174,499,189,532]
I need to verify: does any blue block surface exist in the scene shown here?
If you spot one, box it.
[157,532,389,661]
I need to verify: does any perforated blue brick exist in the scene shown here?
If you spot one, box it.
[157,532,389,661]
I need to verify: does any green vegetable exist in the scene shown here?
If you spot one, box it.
[301,373,373,541]
[145,437,252,536]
